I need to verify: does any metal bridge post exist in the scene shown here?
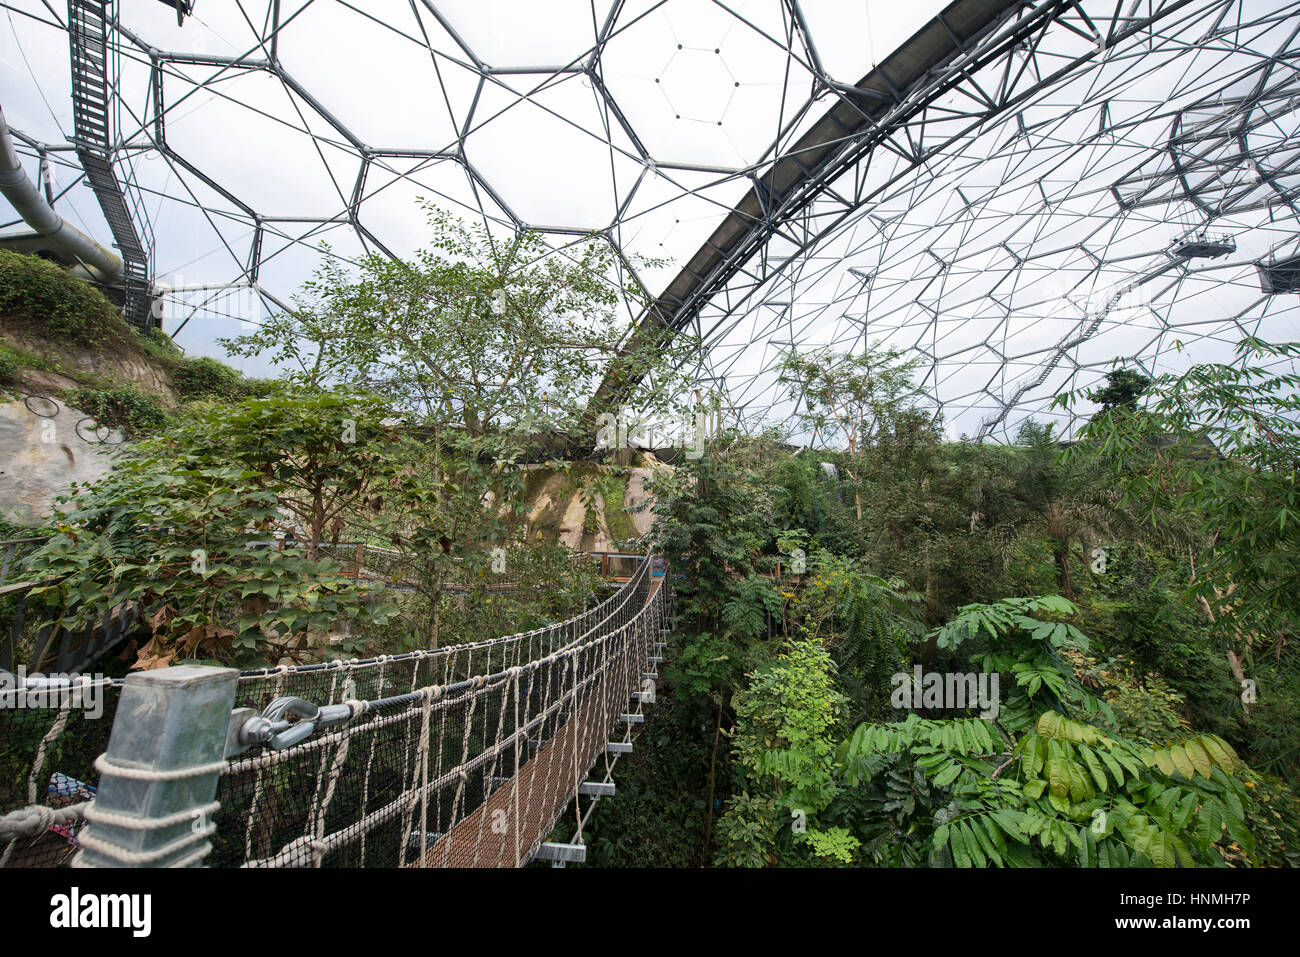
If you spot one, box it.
[73,665,237,868]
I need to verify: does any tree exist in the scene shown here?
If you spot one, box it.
[857,413,1016,638]
[222,203,691,437]
[776,345,1016,639]
[778,343,925,522]
[790,550,920,723]
[1007,420,1140,601]
[837,597,1257,867]
[649,447,774,641]
[377,426,530,648]
[715,637,856,866]
[1087,367,1152,413]
[187,390,404,560]
[648,443,781,857]
[221,205,699,648]
[1061,337,1300,707]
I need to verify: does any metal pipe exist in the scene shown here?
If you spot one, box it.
[0,104,122,282]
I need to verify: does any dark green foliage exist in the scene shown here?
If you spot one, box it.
[579,693,718,867]
[722,575,782,640]
[133,329,271,403]
[1087,367,1152,412]
[171,354,250,401]
[0,513,39,539]
[21,390,403,668]
[429,542,602,650]
[1064,337,1300,640]
[847,404,1021,633]
[842,710,1253,867]
[645,341,1300,867]
[1073,542,1248,747]
[1239,770,1300,867]
[1007,419,1165,603]
[7,267,1296,870]
[794,551,919,722]
[0,341,56,375]
[67,384,169,436]
[1238,653,1300,784]
[0,250,128,345]
[649,450,772,645]
[134,326,183,362]
[835,605,1258,868]
[768,452,856,554]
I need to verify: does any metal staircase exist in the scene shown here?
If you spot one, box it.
[68,0,153,328]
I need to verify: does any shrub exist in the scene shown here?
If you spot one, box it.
[239,376,283,399]
[0,250,128,345]
[67,385,168,436]
[0,514,37,539]
[135,326,183,363]
[24,389,402,668]
[0,341,57,377]
[171,355,248,401]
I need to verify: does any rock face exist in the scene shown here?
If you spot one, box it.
[0,398,121,524]
[623,463,660,537]
[1,321,175,398]
[521,456,667,552]
[1,327,175,401]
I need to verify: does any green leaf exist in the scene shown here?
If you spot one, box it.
[949,824,972,867]
[1200,734,1242,774]
[933,823,950,853]
[1166,744,1194,779]
[960,822,988,867]
[1079,744,1109,793]
[1181,739,1213,779]
[932,761,963,788]
[1150,748,1177,777]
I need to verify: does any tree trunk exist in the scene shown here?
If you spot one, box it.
[920,545,941,669]
[1053,541,1074,601]
[308,486,324,561]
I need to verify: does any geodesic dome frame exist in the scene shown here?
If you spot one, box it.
[1,0,1298,442]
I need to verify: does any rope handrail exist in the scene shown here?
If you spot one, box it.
[232,590,658,755]
[237,551,653,679]
[215,558,671,868]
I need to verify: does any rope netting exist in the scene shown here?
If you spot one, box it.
[0,681,114,867]
[0,555,670,868]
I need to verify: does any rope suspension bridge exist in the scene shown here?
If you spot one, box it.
[0,554,674,868]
